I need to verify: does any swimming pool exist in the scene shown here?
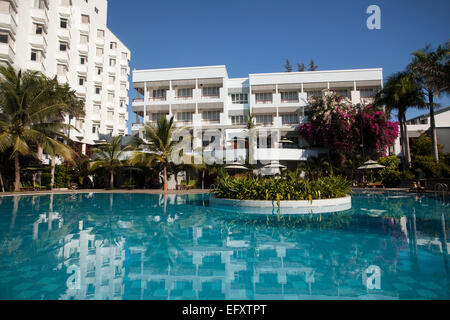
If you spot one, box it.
[0,191,448,300]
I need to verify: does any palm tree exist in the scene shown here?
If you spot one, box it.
[130,115,181,191]
[0,66,74,191]
[408,44,449,162]
[309,59,318,71]
[91,135,131,189]
[374,72,425,169]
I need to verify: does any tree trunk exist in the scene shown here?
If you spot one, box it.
[398,116,407,170]
[163,164,168,191]
[0,171,4,192]
[50,156,56,189]
[110,169,114,189]
[403,113,411,168]
[14,153,20,192]
[428,91,439,162]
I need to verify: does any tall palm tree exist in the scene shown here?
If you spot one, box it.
[0,66,74,191]
[90,135,131,189]
[130,115,181,191]
[375,72,425,169]
[408,43,449,162]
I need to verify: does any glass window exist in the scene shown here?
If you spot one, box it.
[57,64,68,76]
[108,75,115,84]
[0,33,8,44]
[35,23,44,35]
[80,34,89,44]
[280,91,298,102]
[110,42,117,49]
[121,52,127,60]
[97,29,104,38]
[307,90,322,98]
[202,111,220,121]
[93,105,100,114]
[80,55,87,64]
[255,92,272,103]
[96,47,104,56]
[96,66,103,75]
[95,86,101,94]
[78,76,86,86]
[60,18,68,29]
[176,112,194,122]
[81,14,90,24]
[281,113,298,124]
[231,93,248,104]
[231,115,245,125]
[109,58,116,66]
[152,113,168,122]
[202,87,220,97]
[177,88,193,98]
[255,114,273,124]
[335,89,348,97]
[360,88,374,98]
[59,42,68,51]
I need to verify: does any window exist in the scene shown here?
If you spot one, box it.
[121,68,127,76]
[281,113,298,124]
[97,29,104,38]
[30,49,41,61]
[121,52,127,60]
[202,110,220,121]
[80,34,89,44]
[92,123,100,134]
[152,113,168,122]
[255,92,272,103]
[231,115,245,125]
[78,76,86,86]
[152,89,166,100]
[95,86,101,94]
[35,23,44,35]
[109,58,116,67]
[335,89,349,97]
[307,90,322,98]
[120,83,126,92]
[94,7,99,14]
[61,0,71,6]
[57,64,68,76]
[93,104,100,114]
[60,18,68,29]
[177,88,193,98]
[120,100,126,107]
[202,87,220,97]
[280,91,298,102]
[255,114,273,124]
[80,55,87,64]
[110,42,117,50]
[96,66,103,75]
[0,33,8,44]
[231,93,248,104]
[107,110,114,121]
[176,112,193,122]
[36,0,47,9]
[81,14,90,24]
[108,75,115,84]
[360,88,374,98]
[96,47,104,56]
[108,93,114,102]
[59,41,68,51]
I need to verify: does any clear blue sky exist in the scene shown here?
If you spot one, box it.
[105,0,450,131]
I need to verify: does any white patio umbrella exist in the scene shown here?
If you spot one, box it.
[357,160,385,184]
[278,138,294,144]
[224,161,249,170]
[263,161,287,169]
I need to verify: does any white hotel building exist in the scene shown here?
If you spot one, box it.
[0,0,131,150]
[132,65,383,169]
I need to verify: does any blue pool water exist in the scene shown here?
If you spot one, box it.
[0,191,448,300]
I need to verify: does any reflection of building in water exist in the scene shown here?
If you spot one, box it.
[125,220,400,300]
[57,222,125,300]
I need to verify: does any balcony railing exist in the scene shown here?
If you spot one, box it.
[255,99,273,104]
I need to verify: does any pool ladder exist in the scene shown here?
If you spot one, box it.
[434,183,448,204]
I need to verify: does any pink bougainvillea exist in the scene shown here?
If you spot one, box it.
[299,92,399,167]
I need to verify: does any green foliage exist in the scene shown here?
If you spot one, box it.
[214,175,352,201]
[412,155,450,178]
[54,165,70,188]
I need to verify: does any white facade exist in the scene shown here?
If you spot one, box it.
[392,106,450,155]
[0,0,131,145]
[132,65,383,167]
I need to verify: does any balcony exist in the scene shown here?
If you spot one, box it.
[77,43,89,54]
[30,8,49,24]
[29,34,47,51]
[94,55,103,64]
[56,50,69,63]
[26,60,45,73]
[0,43,15,64]
[57,27,71,40]
[79,22,90,33]
[76,86,86,96]
[0,12,18,35]
[77,65,88,74]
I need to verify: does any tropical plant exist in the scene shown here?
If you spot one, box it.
[214,175,352,201]
[309,59,318,71]
[408,43,450,162]
[129,115,182,191]
[90,136,131,189]
[0,66,75,191]
[284,59,292,72]
[374,72,425,169]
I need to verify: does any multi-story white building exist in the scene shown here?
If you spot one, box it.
[0,0,131,150]
[131,65,383,169]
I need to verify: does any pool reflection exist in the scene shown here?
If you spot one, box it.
[0,192,448,300]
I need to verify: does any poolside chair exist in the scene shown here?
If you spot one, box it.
[33,182,47,191]
[187,179,197,190]
[177,180,187,190]
[19,182,34,192]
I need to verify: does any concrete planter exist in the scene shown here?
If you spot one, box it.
[210,195,351,215]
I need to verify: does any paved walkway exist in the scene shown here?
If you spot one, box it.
[0,189,212,197]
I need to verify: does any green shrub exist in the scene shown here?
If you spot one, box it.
[412,155,450,178]
[214,175,352,201]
